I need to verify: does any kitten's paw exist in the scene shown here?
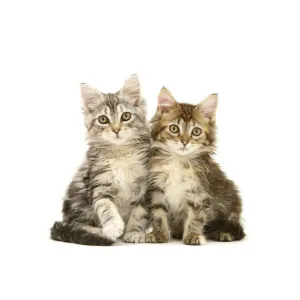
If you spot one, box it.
[123,231,146,243]
[146,232,169,243]
[219,232,234,241]
[210,232,234,242]
[102,219,125,241]
[183,234,206,246]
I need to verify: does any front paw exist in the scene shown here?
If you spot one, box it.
[146,232,169,243]
[183,233,206,246]
[123,231,146,243]
[102,218,125,241]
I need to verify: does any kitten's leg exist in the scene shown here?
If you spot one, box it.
[123,204,149,243]
[146,189,170,243]
[93,198,125,241]
[183,200,207,246]
[91,165,125,241]
[146,205,169,243]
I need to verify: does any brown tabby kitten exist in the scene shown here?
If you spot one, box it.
[146,87,245,245]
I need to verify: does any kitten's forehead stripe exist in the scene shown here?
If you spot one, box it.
[104,93,119,113]
[180,104,194,122]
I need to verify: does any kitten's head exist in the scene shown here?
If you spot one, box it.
[150,87,218,156]
[81,74,148,145]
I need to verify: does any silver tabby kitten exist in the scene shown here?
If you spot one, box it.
[51,75,150,245]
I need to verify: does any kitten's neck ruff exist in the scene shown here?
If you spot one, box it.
[152,140,213,161]
[150,141,211,187]
[88,137,149,160]
[88,136,149,148]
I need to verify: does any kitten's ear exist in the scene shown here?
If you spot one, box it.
[157,87,178,113]
[81,83,104,111]
[196,93,218,121]
[119,74,140,105]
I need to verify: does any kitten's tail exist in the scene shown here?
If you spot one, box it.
[50,221,114,246]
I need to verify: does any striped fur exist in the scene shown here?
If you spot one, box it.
[146,88,245,245]
[51,75,150,245]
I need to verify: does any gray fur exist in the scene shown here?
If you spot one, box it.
[51,75,150,245]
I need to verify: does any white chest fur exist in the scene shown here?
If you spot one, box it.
[108,152,147,217]
[160,158,199,213]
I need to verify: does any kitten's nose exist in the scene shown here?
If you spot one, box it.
[181,133,190,146]
[181,140,188,146]
[112,128,120,134]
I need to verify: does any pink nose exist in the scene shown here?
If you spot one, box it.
[112,128,120,134]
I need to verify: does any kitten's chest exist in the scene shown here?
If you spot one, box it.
[161,159,198,212]
[109,153,147,200]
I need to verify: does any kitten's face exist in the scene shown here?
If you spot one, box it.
[151,88,217,156]
[95,104,136,144]
[81,75,148,145]
[162,113,210,155]
[86,98,143,145]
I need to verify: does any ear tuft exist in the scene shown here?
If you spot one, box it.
[157,87,178,113]
[119,74,140,105]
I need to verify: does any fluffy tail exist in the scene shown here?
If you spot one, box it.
[204,220,245,241]
[50,221,114,246]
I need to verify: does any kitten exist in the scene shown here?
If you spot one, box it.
[51,75,150,246]
[146,87,245,245]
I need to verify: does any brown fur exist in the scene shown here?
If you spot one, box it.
[146,89,245,245]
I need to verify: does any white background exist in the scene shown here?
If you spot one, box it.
[1,1,299,299]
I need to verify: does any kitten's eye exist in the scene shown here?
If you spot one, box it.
[98,115,109,124]
[169,125,180,134]
[121,112,131,121]
[192,127,202,136]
